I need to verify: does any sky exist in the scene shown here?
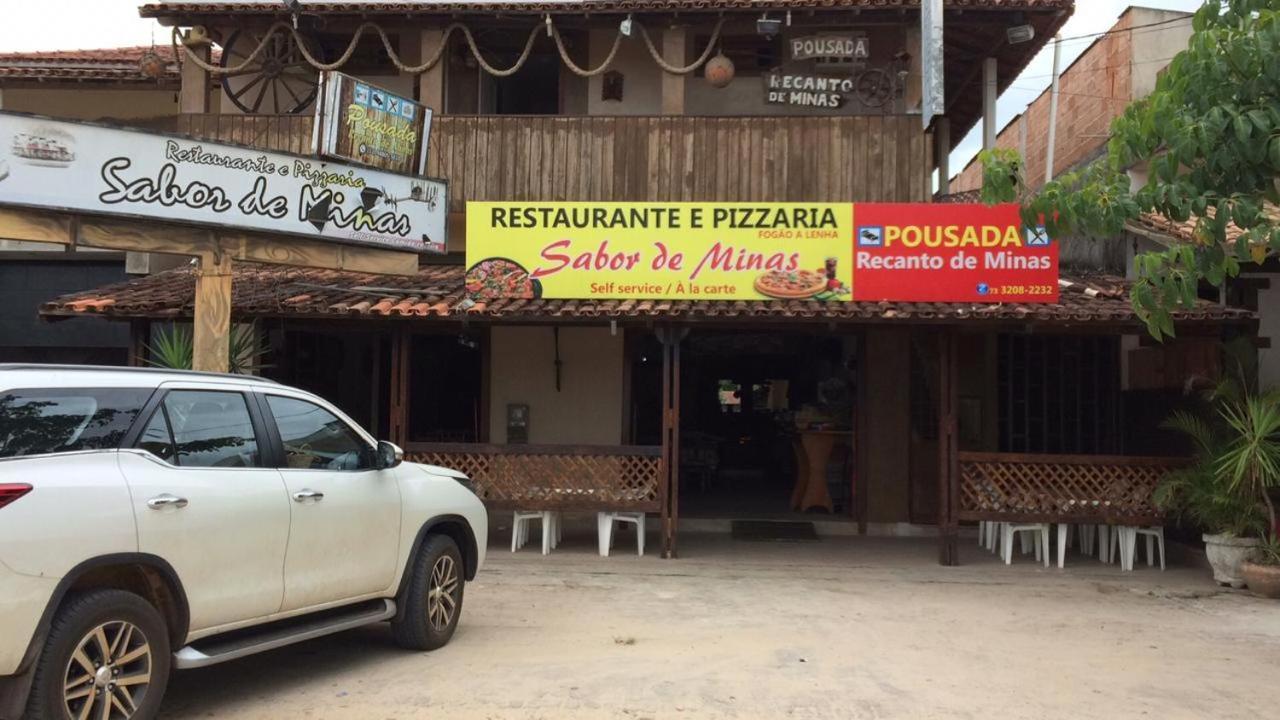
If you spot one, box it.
[0,0,1206,175]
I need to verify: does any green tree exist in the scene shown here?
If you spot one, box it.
[981,0,1280,339]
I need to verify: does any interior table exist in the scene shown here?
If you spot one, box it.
[789,430,850,513]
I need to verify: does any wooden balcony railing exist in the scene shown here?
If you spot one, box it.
[155,114,933,210]
[957,452,1182,525]
[404,442,664,512]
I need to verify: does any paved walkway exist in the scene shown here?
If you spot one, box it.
[160,529,1280,719]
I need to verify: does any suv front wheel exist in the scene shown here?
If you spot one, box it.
[391,534,465,651]
[26,589,171,720]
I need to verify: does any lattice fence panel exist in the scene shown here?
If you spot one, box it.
[959,454,1181,523]
[406,450,663,511]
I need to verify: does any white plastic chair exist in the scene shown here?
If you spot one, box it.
[1002,523,1050,566]
[984,521,1003,553]
[1111,526,1165,571]
[1077,524,1097,556]
[512,510,560,555]
[597,511,645,557]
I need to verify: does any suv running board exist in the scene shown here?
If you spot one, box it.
[173,598,397,669]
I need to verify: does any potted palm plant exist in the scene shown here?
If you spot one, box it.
[1243,536,1280,598]
[1156,411,1265,588]
[1157,342,1280,593]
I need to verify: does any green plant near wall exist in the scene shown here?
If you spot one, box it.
[1155,342,1280,560]
[144,322,271,375]
[1157,410,1268,538]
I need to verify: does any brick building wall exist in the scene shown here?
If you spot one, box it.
[953,8,1154,192]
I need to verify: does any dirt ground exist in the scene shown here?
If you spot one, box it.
[159,525,1280,720]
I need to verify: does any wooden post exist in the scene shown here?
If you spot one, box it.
[128,319,150,367]
[670,337,682,556]
[935,117,951,195]
[417,28,446,111]
[937,328,961,565]
[389,325,410,446]
[658,326,685,558]
[180,30,211,114]
[661,26,687,116]
[659,328,674,557]
[192,251,232,373]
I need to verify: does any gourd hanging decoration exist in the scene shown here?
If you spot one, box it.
[137,49,167,79]
[703,51,735,88]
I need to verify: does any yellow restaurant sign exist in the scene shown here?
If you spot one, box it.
[465,201,1059,303]
[465,202,854,302]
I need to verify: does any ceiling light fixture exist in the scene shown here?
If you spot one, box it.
[1007,24,1036,44]
[756,14,782,37]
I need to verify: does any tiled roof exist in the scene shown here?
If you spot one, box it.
[0,46,194,83]
[140,0,1074,17]
[1127,205,1280,247]
[39,263,1251,327]
[935,189,983,204]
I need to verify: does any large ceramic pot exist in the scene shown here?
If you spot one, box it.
[1203,533,1261,588]
[1241,562,1280,598]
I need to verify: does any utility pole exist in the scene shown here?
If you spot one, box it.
[1044,34,1062,185]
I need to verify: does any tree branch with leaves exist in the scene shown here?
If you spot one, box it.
[981,0,1280,339]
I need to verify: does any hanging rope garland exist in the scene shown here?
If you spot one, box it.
[636,20,724,75]
[173,16,726,80]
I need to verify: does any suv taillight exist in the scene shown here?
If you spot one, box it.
[0,484,32,509]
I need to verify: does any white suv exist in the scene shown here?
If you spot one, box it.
[0,365,487,719]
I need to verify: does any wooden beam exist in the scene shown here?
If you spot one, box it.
[0,206,419,276]
[661,26,687,116]
[937,328,961,566]
[193,252,232,373]
[71,214,419,275]
[128,319,150,367]
[389,325,410,446]
[659,327,675,558]
[0,206,73,245]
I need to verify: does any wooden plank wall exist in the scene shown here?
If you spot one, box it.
[164,114,932,209]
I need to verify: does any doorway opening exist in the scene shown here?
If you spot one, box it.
[630,330,858,520]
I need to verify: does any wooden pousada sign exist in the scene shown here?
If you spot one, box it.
[315,71,433,177]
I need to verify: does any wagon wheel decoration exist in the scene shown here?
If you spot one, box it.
[853,67,894,108]
[220,29,324,114]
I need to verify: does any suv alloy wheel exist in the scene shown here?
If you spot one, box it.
[26,589,171,720]
[391,534,465,651]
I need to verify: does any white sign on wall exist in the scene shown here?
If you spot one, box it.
[0,111,448,253]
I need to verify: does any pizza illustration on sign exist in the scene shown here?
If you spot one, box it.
[465,257,542,301]
[753,269,829,299]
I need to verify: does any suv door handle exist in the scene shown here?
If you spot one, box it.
[146,494,189,509]
[292,489,324,502]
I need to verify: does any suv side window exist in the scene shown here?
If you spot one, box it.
[162,390,263,468]
[0,387,151,458]
[266,395,374,471]
[136,405,177,463]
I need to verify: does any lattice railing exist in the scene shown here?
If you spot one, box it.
[404,443,664,511]
[958,452,1182,524]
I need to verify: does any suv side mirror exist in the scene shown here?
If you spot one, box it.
[376,441,403,470]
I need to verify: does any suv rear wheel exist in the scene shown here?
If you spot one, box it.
[390,534,465,651]
[26,589,171,720]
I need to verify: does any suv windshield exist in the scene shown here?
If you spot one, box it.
[0,387,152,458]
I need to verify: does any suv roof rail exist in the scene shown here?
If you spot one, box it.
[0,364,279,384]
